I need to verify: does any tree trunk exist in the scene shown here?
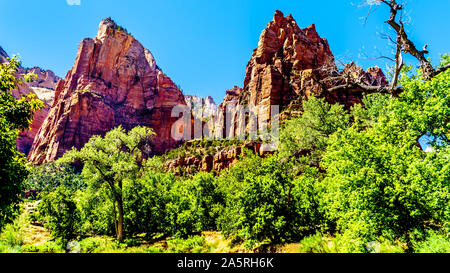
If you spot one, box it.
[113,200,118,237]
[116,197,124,241]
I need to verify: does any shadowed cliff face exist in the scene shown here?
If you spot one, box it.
[0,46,8,63]
[27,18,186,164]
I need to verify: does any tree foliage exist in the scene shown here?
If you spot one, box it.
[34,56,450,253]
[0,57,42,229]
[60,126,156,240]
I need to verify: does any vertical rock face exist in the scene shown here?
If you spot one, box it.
[0,46,59,155]
[28,18,186,164]
[16,68,59,155]
[239,10,388,110]
[242,10,335,109]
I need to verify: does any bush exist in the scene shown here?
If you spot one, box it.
[38,186,81,243]
[180,172,223,231]
[412,230,450,253]
[298,233,331,253]
[77,186,116,236]
[217,153,314,248]
[79,237,104,253]
[147,245,164,253]
[25,162,84,193]
[124,171,175,237]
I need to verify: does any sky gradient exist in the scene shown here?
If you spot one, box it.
[0,0,449,104]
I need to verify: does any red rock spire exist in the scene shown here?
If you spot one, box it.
[28,18,186,164]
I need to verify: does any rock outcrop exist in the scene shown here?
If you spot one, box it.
[242,10,335,109]
[27,18,186,164]
[166,10,389,174]
[209,10,388,139]
[0,46,60,155]
[164,141,268,174]
[23,67,61,90]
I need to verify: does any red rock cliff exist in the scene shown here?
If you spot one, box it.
[210,10,388,139]
[27,18,186,164]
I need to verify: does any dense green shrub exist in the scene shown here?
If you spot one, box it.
[320,67,450,252]
[217,153,318,248]
[124,171,175,236]
[38,186,81,243]
[25,163,84,192]
[166,235,208,253]
[0,58,43,229]
[0,212,27,253]
[76,185,115,236]
[411,230,450,253]
[179,172,223,231]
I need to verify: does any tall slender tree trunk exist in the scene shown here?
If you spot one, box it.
[113,200,118,237]
[116,197,124,241]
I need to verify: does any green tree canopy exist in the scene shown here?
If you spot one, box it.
[0,57,42,229]
[60,126,156,240]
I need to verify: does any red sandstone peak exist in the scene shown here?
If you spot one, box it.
[27,18,186,164]
[243,10,335,108]
[209,10,389,141]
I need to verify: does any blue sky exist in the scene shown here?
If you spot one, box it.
[0,0,449,104]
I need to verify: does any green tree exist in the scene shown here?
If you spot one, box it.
[0,57,43,229]
[25,162,85,193]
[60,126,155,241]
[38,185,80,243]
[320,64,450,251]
[279,97,350,175]
[217,152,312,248]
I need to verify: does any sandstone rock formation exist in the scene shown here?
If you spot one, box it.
[27,18,186,164]
[166,10,389,173]
[164,141,268,174]
[0,46,60,155]
[23,66,61,90]
[209,10,388,140]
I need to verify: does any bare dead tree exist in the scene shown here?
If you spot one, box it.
[315,0,449,98]
[372,0,449,81]
[312,54,403,98]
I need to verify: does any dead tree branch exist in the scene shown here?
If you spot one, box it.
[378,0,449,80]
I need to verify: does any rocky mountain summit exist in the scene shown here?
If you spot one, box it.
[209,10,388,140]
[5,11,388,167]
[27,18,186,164]
[167,10,389,172]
